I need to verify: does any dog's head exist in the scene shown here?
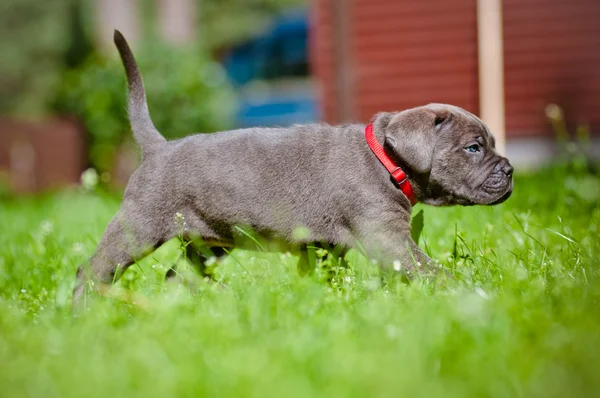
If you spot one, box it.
[374,103,513,206]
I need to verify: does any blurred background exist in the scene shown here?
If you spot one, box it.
[0,0,599,194]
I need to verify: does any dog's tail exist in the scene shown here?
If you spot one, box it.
[113,30,166,155]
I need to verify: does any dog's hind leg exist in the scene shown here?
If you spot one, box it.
[166,243,228,281]
[72,209,168,308]
[296,244,318,276]
[296,242,349,276]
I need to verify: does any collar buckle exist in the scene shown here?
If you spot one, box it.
[390,167,407,184]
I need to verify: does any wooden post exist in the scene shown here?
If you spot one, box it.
[157,0,197,45]
[332,0,354,123]
[94,0,141,53]
[477,0,506,154]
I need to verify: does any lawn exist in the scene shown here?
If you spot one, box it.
[0,163,599,397]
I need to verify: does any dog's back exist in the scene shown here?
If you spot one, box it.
[125,122,368,246]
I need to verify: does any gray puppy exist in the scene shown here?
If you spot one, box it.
[72,31,513,302]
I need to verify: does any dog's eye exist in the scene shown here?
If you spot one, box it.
[434,116,446,127]
[465,144,480,153]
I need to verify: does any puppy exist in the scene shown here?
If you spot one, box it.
[72,31,513,303]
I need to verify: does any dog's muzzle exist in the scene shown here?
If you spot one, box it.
[482,158,513,204]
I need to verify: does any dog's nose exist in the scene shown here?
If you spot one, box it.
[500,159,513,177]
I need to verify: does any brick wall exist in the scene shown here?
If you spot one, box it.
[312,0,600,136]
[0,118,86,193]
[503,0,600,136]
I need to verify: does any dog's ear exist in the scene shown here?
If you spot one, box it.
[377,106,449,174]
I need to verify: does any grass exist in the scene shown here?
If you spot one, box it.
[0,163,599,397]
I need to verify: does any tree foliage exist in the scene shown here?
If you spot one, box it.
[0,0,306,117]
[53,42,236,172]
[0,0,72,116]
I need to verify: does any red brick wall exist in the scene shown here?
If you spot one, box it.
[0,118,85,193]
[503,0,600,136]
[351,0,480,123]
[311,0,479,124]
[311,0,600,136]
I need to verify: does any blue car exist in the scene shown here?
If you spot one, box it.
[222,9,318,128]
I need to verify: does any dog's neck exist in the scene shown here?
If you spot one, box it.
[369,121,435,207]
[366,124,418,206]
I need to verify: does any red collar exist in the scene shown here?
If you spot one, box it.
[365,124,417,205]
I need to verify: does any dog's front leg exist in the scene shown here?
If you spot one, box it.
[72,208,169,310]
[372,236,432,277]
[167,243,227,281]
[355,218,434,278]
[296,242,349,276]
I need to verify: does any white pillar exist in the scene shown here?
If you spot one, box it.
[477,0,506,155]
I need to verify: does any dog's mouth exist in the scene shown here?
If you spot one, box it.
[480,175,513,205]
[489,188,512,205]
[421,169,513,207]
[453,173,512,206]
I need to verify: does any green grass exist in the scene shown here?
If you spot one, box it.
[1,164,599,397]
